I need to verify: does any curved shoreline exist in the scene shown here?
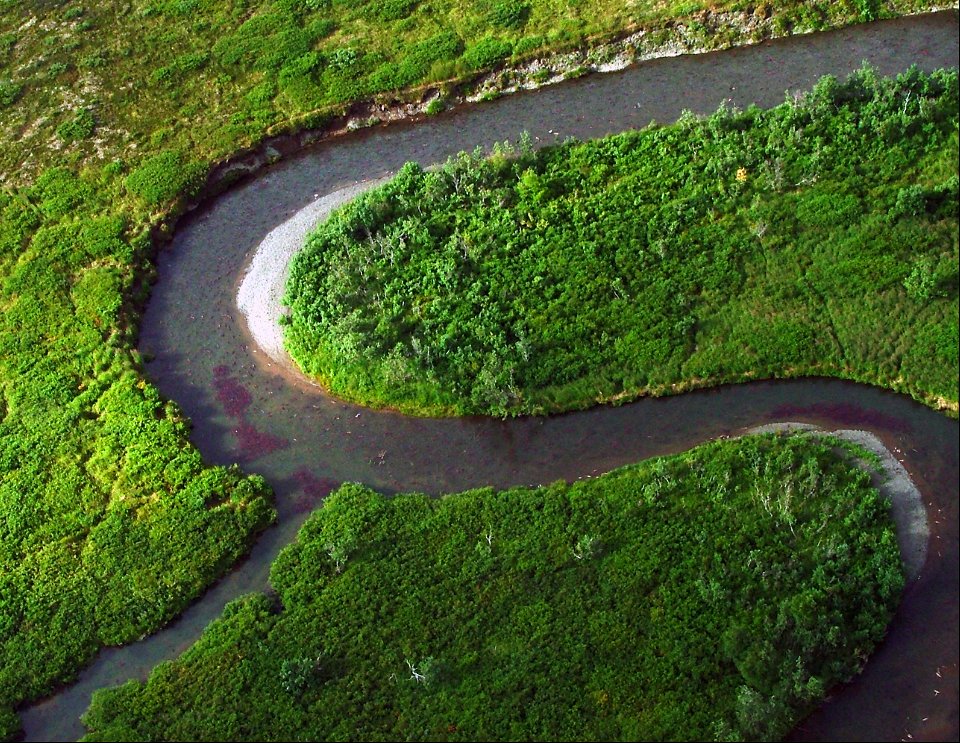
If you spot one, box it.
[237,178,389,369]
[234,79,960,419]
[236,189,930,580]
[748,424,928,581]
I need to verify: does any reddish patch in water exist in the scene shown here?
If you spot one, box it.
[291,468,339,513]
[769,402,910,433]
[213,366,289,460]
[234,421,289,462]
[213,370,253,418]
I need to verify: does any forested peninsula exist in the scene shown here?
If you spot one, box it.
[81,433,903,743]
[284,67,959,416]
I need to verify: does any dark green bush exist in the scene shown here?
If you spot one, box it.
[306,16,336,39]
[487,0,531,29]
[463,36,513,70]
[513,34,545,56]
[407,30,463,65]
[279,51,323,83]
[0,79,22,107]
[57,109,96,142]
[364,0,417,21]
[30,167,95,218]
[124,151,206,206]
[212,10,314,71]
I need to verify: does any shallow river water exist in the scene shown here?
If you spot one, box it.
[22,11,959,742]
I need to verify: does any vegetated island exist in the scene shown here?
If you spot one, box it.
[80,432,905,743]
[284,66,959,417]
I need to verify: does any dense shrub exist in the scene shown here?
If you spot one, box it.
[80,434,904,743]
[463,36,513,70]
[56,108,96,142]
[124,150,207,206]
[0,78,20,106]
[487,0,531,29]
[284,67,959,415]
[364,0,418,21]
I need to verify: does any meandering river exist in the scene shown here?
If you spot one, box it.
[22,11,958,742]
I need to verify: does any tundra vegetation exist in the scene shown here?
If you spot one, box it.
[0,0,950,738]
[81,434,904,743]
[285,67,959,416]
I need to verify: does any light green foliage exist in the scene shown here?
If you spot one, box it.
[80,434,904,742]
[285,67,959,415]
[0,170,275,737]
[3,1,942,182]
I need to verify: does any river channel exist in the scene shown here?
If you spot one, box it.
[22,10,959,742]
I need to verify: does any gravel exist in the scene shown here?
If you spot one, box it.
[748,422,928,581]
[236,177,389,367]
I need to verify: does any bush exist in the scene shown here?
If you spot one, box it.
[326,47,359,71]
[212,10,315,72]
[30,167,95,218]
[57,109,96,142]
[892,184,928,218]
[124,151,207,206]
[425,97,446,115]
[278,51,323,83]
[487,0,531,29]
[0,79,22,107]
[463,37,513,71]
[513,35,545,57]
[364,0,417,21]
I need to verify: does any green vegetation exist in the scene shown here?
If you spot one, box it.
[80,433,904,742]
[285,67,960,416]
[0,0,950,738]
[0,1,944,185]
[0,157,277,739]
[123,150,207,206]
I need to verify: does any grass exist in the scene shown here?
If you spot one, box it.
[0,1,942,186]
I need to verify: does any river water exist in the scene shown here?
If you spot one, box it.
[22,11,959,742]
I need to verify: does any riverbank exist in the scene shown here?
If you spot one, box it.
[255,69,959,418]
[237,178,389,368]
[748,424,927,581]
